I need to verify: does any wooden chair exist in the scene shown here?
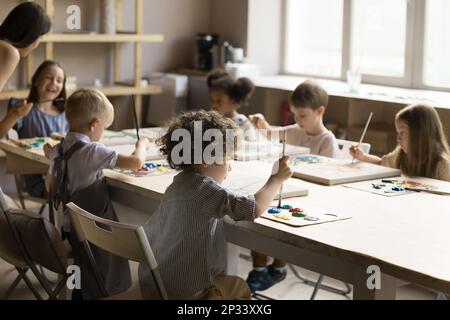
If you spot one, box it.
[66,202,168,300]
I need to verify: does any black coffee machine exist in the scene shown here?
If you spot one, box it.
[195,33,220,71]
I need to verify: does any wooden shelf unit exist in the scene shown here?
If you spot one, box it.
[4,0,164,128]
[42,33,164,43]
[0,85,162,101]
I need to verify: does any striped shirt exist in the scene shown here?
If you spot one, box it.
[138,170,256,299]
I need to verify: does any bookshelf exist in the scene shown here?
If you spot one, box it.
[2,0,164,128]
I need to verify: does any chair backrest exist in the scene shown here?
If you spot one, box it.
[0,187,67,274]
[67,202,168,299]
[0,188,27,267]
[66,202,158,269]
[335,139,371,160]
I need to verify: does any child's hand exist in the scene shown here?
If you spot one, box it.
[271,156,293,183]
[43,143,55,159]
[249,113,268,129]
[349,145,366,161]
[136,138,149,150]
[13,100,33,117]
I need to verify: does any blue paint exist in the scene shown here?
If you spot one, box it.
[268,208,282,214]
[392,186,405,192]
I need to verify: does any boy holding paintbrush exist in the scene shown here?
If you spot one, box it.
[247,81,340,293]
[45,88,149,299]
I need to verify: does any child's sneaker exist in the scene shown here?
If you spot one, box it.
[268,264,287,283]
[246,268,278,293]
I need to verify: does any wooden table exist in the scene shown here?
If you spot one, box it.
[1,139,450,299]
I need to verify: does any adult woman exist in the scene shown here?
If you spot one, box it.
[0,2,51,93]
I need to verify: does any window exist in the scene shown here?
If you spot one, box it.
[285,0,344,78]
[350,0,408,78]
[423,0,450,88]
[283,0,450,92]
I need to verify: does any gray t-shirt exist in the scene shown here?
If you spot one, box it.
[138,170,256,299]
[48,132,118,230]
[284,124,339,158]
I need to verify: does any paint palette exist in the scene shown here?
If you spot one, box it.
[114,161,175,177]
[261,204,351,227]
[345,178,450,197]
[13,138,51,150]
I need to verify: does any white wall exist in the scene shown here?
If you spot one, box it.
[210,0,248,50]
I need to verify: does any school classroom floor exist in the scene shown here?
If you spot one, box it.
[0,196,437,300]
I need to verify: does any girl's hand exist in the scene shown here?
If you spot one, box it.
[349,145,366,161]
[13,100,33,117]
[249,113,268,129]
[43,143,55,159]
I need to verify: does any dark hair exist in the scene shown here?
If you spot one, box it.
[207,69,255,108]
[396,104,450,179]
[157,110,238,171]
[28,61,66,112]
[0,2,51,48]
[290,80,329,110]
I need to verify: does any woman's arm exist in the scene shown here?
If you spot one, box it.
[0,43,20,93]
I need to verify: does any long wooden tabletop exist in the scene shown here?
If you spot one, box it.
[2,138,450,297]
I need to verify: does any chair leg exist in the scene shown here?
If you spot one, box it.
[14,175,26,210]
[251,292,276,300]
[2,273,23,300]
[38,202,47,216]
[289,264,352,298]
[310,274,324,300]
[18,268,44,300]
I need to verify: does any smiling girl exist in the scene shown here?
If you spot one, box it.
[0,60,67,197]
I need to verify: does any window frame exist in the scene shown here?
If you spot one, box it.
[282,0,450,92]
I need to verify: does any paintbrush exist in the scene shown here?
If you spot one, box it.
[277,130,287,209]
[132,95,140,140]
[352,112,373,164]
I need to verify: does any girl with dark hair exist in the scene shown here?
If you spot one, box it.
[207,68,257,140]
[0,61,67,197]
[0,2,51,92]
